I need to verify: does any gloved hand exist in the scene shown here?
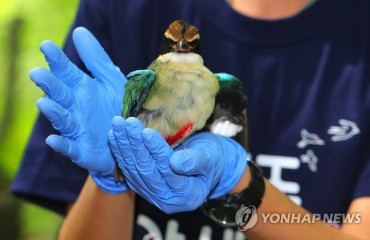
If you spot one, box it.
[109,116,248,213]
[30,27,128,194]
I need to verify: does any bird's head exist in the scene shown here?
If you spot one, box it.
[160,20,201,55]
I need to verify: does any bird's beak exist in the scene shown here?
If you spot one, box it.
[175,39,191,53]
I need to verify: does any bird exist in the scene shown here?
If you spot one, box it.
[115,20,248,181]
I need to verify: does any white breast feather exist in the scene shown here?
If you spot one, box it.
[159,53,203,64]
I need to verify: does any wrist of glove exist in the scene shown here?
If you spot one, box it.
[90,171,129,194]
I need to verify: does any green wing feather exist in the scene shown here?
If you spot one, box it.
[214,73,244,95]
[122,69,156,118]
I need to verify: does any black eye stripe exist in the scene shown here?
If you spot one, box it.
[189,39,199,46]
[165,37,177,45]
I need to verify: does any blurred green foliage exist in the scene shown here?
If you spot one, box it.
[0,0,78,239]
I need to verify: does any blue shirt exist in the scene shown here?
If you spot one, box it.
[11,0,370,239]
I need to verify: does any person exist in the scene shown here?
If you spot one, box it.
[11,0,370,239]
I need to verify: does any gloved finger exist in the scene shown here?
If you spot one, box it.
[108,129,131,181]
[111,116,149,186]
[179,132,222,167]
[142,128,188,191]
[109,127,159,197]
[45,134,81,163]
[125,118,170,196]
[36,97,80,138]
[108,129,123,163]
[111,116,135,164]
[169,149,212,176]
[30,68,77,110]
[142,128,173,161]
[39,40,86,89]
[124,118,151,163]
[72,27,126,93]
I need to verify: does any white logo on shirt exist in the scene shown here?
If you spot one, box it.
[327,119,360,142]
[297,129,325,149]
[300,149,318,172]
[136,214,245,240]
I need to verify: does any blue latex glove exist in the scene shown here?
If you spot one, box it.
[30,27,128,194]
[109,116,248,213]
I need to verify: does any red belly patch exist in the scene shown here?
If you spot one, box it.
[165,123,194,146]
